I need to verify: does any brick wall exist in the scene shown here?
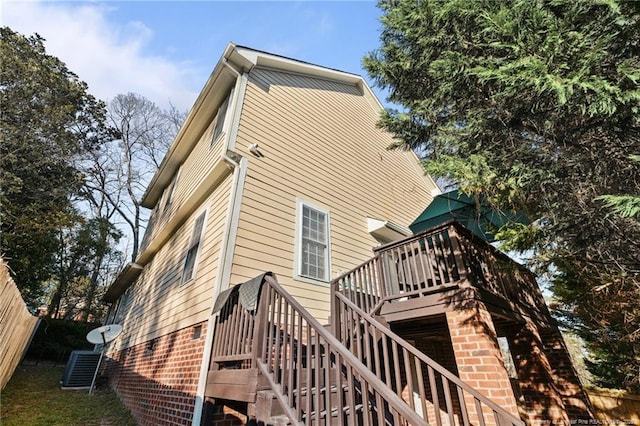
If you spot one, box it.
[509,321,594,424]
[510,321,569,424]
[538,327,594,419]
[414,335,464,422]
[446,304,521,423]
[106,322,208,425]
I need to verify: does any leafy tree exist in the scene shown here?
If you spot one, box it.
[0,27,113,308]
[597,154,640,218]
[83,93,185,262]
[365,0,640,390]
[47,217,122,320]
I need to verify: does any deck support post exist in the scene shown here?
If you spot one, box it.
[509,320,595,424]
[446,302,521,424]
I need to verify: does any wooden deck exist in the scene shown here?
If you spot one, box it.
[205,269,524,426]
[331,221,549,323]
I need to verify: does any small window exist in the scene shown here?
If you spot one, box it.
[295,200,331,282]
[163,169,180,213]
[140,205,157,251]
[182,212,206,283]
[192,325,202,340]
[211,88,234,145]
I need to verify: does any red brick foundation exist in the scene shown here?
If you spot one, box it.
[447,304,521,423]
[538,327,593,420]
[509,320,594,424]
[106,322,208,425]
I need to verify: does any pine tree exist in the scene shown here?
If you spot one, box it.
[365,0,640,391]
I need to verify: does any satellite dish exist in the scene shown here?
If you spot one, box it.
[86,324,123,345]
[85,323,123,395]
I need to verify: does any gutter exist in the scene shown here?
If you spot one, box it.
[102,48,248,304]
[191,58,249,426]
[103,263,143,303]
[141,43,239,208]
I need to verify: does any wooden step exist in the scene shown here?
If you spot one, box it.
[301,402,365,424]
[248,390,291,425]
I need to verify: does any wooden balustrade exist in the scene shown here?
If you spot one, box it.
[332,221,545,317]
[211,289,255,364]
[332,257,385,317]
[207,219,546,425]
[332,291,524,426]
[454,229,545,311]
[255,275,427,425]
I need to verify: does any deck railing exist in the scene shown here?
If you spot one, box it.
[332,290,525,426]
[211,289,255,365]
[208,222,542,424]
[332,221,545,317]
[254,275,427,425]
[209,274,428,424]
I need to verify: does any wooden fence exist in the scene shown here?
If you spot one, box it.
[589,389,640,424]
[0,257,39,390]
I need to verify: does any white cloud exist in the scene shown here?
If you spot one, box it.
[2,1,201,111]
[316,12,334,37]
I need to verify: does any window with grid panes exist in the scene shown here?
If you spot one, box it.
[181,212,206,283]
[211,88,234,145]
[297,202,330,281]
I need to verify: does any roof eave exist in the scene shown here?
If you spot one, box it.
[103,262,144,303]
[141,44,389,209]
[141,42,240,208]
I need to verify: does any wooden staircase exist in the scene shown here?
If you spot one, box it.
[204,222,530,425]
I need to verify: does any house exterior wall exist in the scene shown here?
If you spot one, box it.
[228,66,437,321]
[140,119,227,253]
[105,46,439,425]
[106,321,208,425]
[103,62,241,423]
[111,172,232,350]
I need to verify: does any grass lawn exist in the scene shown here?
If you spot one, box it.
[1,365,136,426]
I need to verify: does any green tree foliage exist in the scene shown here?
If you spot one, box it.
[597,154,640,219]
[47,218,122,321]
[0,27,113,308]
[365,0,640,390]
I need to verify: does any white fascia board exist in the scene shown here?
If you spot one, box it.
[137,159,232,266]
[141,43,417,209]
[232,46,363,87]
[367,217,410,243]
[141,43,239,208]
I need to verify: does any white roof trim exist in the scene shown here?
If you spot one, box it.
[142,43,389,208]
[232,46,362,86]
[367,218,410,244]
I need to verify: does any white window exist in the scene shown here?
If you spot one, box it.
[211,88,234,145]
[182,212,206,283]
[295,200,331,283]
[163,168,180,213]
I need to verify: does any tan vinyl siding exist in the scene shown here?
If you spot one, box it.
[228,67,437,323]
[141,120,225,249]
[114,174,232,349]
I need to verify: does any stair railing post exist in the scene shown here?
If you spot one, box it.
[373,253,389,317]
[252,280,271,367]
[331,281,341,339]
[375,254,386,303]
[448,223,469,285]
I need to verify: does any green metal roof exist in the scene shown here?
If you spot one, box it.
[409,190,527,242]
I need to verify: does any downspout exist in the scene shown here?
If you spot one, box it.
[192,57,248,426]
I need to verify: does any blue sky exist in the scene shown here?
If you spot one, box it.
[2,1,387,112]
